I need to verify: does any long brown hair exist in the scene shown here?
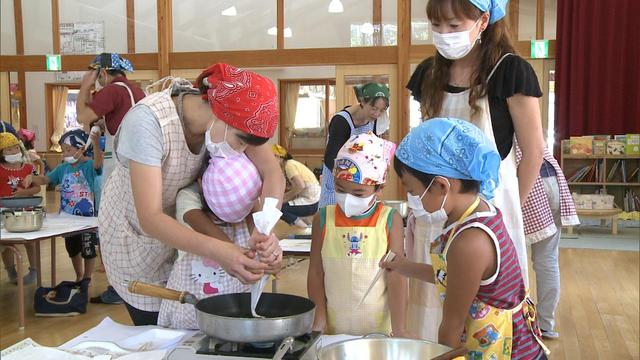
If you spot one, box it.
[421,0,515,119]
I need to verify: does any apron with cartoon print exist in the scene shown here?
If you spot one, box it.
[322,204,392,335]
[437,53,529,287]
[158,222,251,329]
[430,197,549,359]
[319,111,375,208]
[405,214,443,341]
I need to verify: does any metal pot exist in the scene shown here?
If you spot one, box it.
[382,200,408,218]
[1,208,45,232]
[318,338,465,360]
[127,281,316,343]
[0,196,43,208]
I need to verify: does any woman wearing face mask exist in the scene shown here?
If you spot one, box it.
[407,0,545,315]
[97,63,285,326]
[318,83,390,208]
[383,118,549,359]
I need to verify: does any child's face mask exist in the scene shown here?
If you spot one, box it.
[336,192,376,217]
[205,121,242,159]
[202,153,262,223]
[3,152,23,164]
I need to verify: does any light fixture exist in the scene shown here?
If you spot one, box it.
[361,22,374,35]
[221,6,237,16]
[328,0,344,13]
[267,27,293,38]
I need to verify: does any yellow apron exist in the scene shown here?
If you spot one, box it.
[430,197,549,359]
[322,204,392,335]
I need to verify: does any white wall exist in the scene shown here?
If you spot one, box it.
[1,0,16,55]
[25,72,56,151]
[22,0,53,55]
[59,0,127,53]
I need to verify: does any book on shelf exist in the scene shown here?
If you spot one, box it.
[627,167,640,183]
[607,140,626,155]
[570,136,593,155]
[569,165,592,182]
[614,135,627,141]
[623,189,639,212]
[607,160,621,182]
[593,135,610,141]
[621,160,627,183]
[593,140,607,156]
[626,134,640,155]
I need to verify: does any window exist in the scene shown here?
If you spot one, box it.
[281,79,335,153]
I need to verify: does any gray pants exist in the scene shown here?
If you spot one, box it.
[530,176,561,332]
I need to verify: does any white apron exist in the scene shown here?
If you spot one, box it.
[437,53,529,287]
[405,214,443,341]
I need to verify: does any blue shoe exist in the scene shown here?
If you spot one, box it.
[90,286,123,305]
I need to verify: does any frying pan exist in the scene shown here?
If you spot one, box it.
[127,281,315,343]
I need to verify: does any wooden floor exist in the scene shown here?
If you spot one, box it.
[0,235,638,359]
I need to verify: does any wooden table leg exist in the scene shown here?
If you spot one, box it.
[35,241,42,288]
[51,237,56,286]
[612,217,618,235]
[7,246,25,329]
[567,226,574,235]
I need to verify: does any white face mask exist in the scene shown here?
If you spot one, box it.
[406,176,450,224]
[4,153,23,164]
[205,121,242,159]
[64,156,79,164]
[432,19,482,60]
[335,192,376,218]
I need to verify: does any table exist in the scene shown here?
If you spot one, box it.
[568,208,623,235]
[272,239,311,293]
[0,214,98,329]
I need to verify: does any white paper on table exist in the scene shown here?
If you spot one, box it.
[250,197,283,317]
[1,338,100,360]
[60,317,194,352]
[0,213,98,241]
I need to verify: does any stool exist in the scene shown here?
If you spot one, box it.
[568,208,623,235]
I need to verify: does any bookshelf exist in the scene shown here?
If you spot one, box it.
[561,140,640,213]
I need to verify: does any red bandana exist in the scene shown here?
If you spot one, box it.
[196,63,279,139]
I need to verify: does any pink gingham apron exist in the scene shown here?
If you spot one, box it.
[517,146,579,244]
[99,90,206,312]
[158,222,251,329]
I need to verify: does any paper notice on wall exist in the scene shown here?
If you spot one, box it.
[60,22,105,55]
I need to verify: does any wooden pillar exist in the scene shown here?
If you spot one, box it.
[127,0,136,53]
[277,0,284,49]
[14,0,27,129]
[508,0,519,40]
[397,0,410,195]
[52,0,60,53]
[536,0,545,39]
[373,0,382,46]
[157,0,172,78]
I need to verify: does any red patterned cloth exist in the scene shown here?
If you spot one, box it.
[196,63,278,139]
[516,145,579,244]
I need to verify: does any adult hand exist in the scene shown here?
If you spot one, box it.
[249,231,280,260]
[216,241,269,284]
[81,69,99,89]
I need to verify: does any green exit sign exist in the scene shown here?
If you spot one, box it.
[46,54,61,71]
[530,40,549,59]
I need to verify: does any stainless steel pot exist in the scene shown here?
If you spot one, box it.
[0,196,43,208]
[127,281,315,343]
[1,208,45,232]
[318,338,464,360]
[383,200,408,218]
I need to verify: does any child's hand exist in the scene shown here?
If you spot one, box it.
[380,254,407,271]
[22,175,33,188]
[89,131,101,151]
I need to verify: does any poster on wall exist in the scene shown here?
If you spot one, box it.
[60,22,105,55]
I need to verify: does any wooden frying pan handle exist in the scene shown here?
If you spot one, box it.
[127,281,190,303]
[431,346,467,360]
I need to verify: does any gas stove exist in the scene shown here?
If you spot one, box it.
[165,331,322,360]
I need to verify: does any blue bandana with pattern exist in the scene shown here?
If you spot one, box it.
[395,118,501,199]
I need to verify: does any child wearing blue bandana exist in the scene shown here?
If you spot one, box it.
[382,118,548,359]
[29,129,103,284]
